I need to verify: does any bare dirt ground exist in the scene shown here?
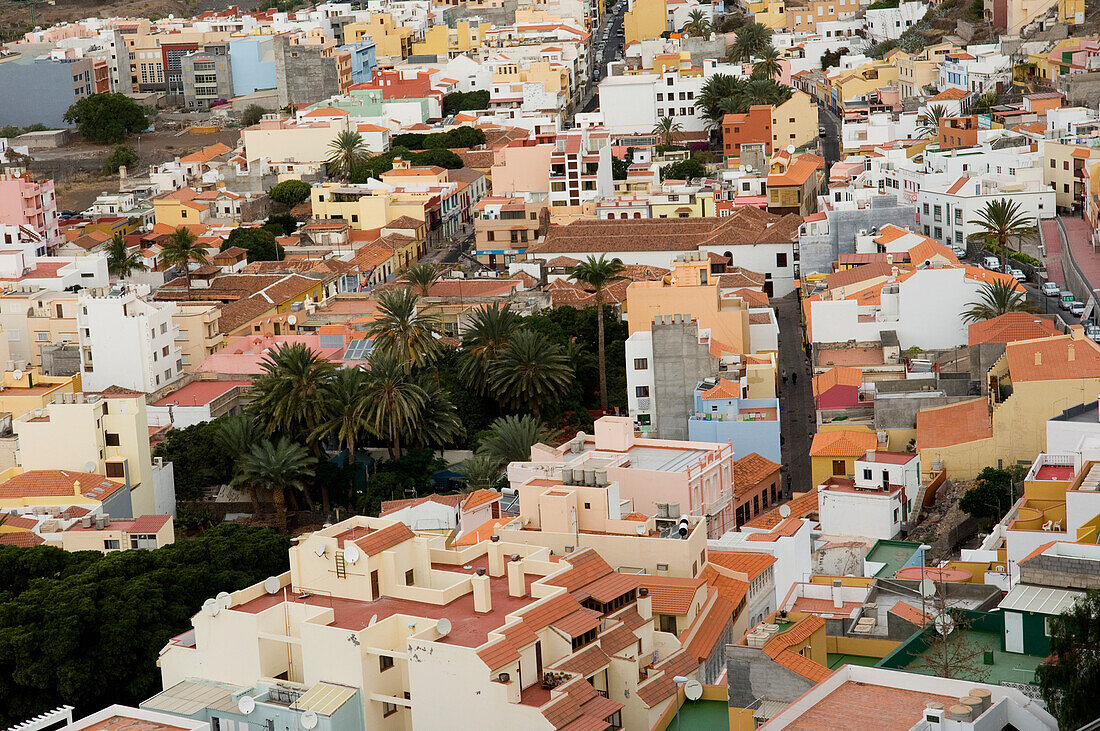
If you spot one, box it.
[907,478,978,560]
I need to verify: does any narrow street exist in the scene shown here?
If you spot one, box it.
[775,293,814,499]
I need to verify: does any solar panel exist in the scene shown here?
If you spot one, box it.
[343,339,375,361]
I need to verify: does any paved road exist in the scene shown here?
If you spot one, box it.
[776,293,814,500]
[579,5,626,115]
[817,106,841,163]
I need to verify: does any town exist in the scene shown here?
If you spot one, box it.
[0,0,1099,727]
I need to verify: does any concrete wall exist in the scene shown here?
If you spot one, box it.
[0,58,80,128]
[39,344,82,377]
[1019,552,1100,590]
[725,645,815,708]
[652,317,717,441]
[274,36,341,108]
[799,195,918,276]
[442,1,518,27]
[230,37,278,97]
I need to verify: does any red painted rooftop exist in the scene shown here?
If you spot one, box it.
[152,380,250,407]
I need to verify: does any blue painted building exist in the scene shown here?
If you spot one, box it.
[228,36,277,97]
[337,40,378,85]
[0,55,95,128]
[687,382,781,462]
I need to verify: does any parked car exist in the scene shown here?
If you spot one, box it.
[1043,282,1061,296]
[1009,268,1026,282]
[951,244,967,258]
[818,126,826,137]
[1060,291,1075,310]
[982,256,1001,270]
[1086,324,1100,342]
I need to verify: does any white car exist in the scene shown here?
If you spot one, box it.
[1071,301,1087,317]
[1042,282,1060,296]
[1009,268,1026,282]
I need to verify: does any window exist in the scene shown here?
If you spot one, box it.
[1064,161,1070,170]
[635,386,649,398]
[105,432,120,447]
[130,533,157,549]
[106,462,126,478]
[584,502,591,509]
[657,614,677,633]
[776,252,787,267]
[35,332,48,341]
[382,702,399,718]
[405,569,414,585]
[893,508,900,522]
[379,654,394,672]
[1044,616,1054,636]
[104,539,120,550]
[633,358,648,370]
[656,563,669,571]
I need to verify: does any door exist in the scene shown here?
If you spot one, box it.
[370,570,380,599]
[535,640,543,681]
[1004,610,1024,653]
[832,459,846,476]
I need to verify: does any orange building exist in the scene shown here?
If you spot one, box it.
[937,115,982,149]
[722,105,773,158]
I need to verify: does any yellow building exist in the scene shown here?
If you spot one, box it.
[152,190,210,229]
[0,370,79,420]
[917,329,1100,479]
[345,14,416,59]
[0,469,131,516]
[1044,141,1100,210]
[771,91,819,154]
[893,44,959,99]
[1061,0,1085,24]
[241,115,348,164]
[412,21,490,57]
[808,427,879,486]
[173,304,225,372]
[826,59,899,114]
[649,189,716,218]
[625,0,667,44]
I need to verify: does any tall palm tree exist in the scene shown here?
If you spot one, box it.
[460,453,505,492]
[477,414,551,466]
[727,79,790,113]
[406,376,464,449]
[682,8,712,37]
[362,352,427,458]
[326,130,368,181]
[250,342,337,511]
[365,288,441,371]
[652,116,684,147]
[962,280,1037,323]
[570,254,626,412]
[696,73,744,128]
[233,437,317,532]
[312,366,372,469]
[751,47,782,81]
[106,232,147,279]
[458,303,523,396]
[488,329,573,420]
[918,103,948,139]
[967,198,1037,272]
[161,226,209,295]
[727,22,772,63]
[402,262,445,297]
[214,414,262,515]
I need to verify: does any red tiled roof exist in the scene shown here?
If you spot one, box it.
[916,398,992,449]
[685,593,735,661]
[1005,332,1100,382]
[462,488,501,511]
[744,487,819,529]
[353,522,415,555]
[809,430,878,457]
[0,471,125,501]
[635,650,699,708]
[761,614,831,682]
[635,575,705,615]
[733,452,781,490]
[812,366,863,396]
[968,312,1061,346]
[708,551,776,580]
[0,531,44,546]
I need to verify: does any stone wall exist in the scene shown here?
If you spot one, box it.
[1019,552,1100,590]
[651,315,717,440]
[274,36,341,108]
[726,644,815,708]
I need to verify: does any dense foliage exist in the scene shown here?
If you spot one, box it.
[268,179,312,207]
[63,94,149,144]
[223,227,283,262]
[239,103,267,126]
[442,90,490,116]
[390,126,485,151]
[958,466,1024,523]
[152,420,235,498]
[0,525,290,724]
[102,145,138,175]
[1038,588,1100,729]
[660,158,707,182]
[349,146,467,182]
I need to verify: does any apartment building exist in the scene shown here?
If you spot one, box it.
[916,173,1054,249]
[172,303,224,372]
[472,197,550,270]
[894,43,959,99]
[491,129,614,208]
[59,513,174,552]
[78,288,183,393]
[721,90,818,160]
[0,170,60,249]
[180,44,233,110]
[0,48,109,128]
[818,451,921,540]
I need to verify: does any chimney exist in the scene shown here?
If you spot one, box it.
[507,556,527,598]
[1035,351,1042,366]
[832,579,843,609]
[72,479,81,497]
[1071,324,1085,340]
[886,253,893,265]
[891,266,899,278]
[866,449,875,460]
[488,539,506,577]
[637,586,653,619]
[118,165,127,182]
[472,572,492,613]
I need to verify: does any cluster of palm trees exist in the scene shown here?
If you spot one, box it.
[962,198,1039,323]
[695,73,793,128]
[106,226,211,288]
[327,130,368,181]
[682,9,712,38]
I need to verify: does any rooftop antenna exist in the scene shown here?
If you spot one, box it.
[301,711,318,730]
[216,591,231,609]
[635,523,646,535]
[368,614,378,627]
[263,576,281,594]
[202,598,220,617]
[314,543,327,557]
[684,679,703,701]
[237,696,256,715]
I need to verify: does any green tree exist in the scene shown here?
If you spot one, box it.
[682,8,712,37]
[459,453,505,491]
[410,148,464,169]
[234,437,317,531]
[239,103,267,126]
[326,130,368,181]
[695,73,744,128]
[652,116,684,147]
[406,376,464,449]
[477,414,551,465]
[958,466,1018,523]
[223,226,283,262]
[724,79,791,113]
[918,103,948,138]
[821,47,849,70]
[250,342,337,510]
[727,22,772,63]
[1037,588,1100,729]
[263,213,299,236]
[442,90,490,116]
[63,93,149,143]
[105,231,147,279]
[161,225,209,294]
[152,419,235,498]
[402,262,445,296]
[365,288,441,371]
[961,280,1037,323]
[569,255,626,412]
[362,352,427,458]
[967,197,1037,272]
[213,414,262,514]
[102,144,138,175]
[751,47,782,81]
[268,179,312,207]
[458,303,523,397]
[311,367,372,470]
[612,147,636,180]
[488,329,574,420]
[659,157,706,182]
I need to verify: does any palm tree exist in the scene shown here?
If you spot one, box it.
[365,287,441,371]
[488,330,574,420]
[570,254,626,412]
[406,376,464,449]
[161,226,209,295]
[460,454,505,491]
[918,103,948,139]
[962,280,1037,323]
[106,232,147,279]
[696,74,744,128]
[214,414,262,515]
[311,366,372,469]
[652,116,684,147]
[967,198,1037,272]
[727,22,772,63]
[458,303,523,396]
[477,414,551,466]
[250,342,337,511]
[233,437,317,532]
[752,47,782,81]
[682,8,712,37]
[326,130,368,181]
[362,352,427,458]
[402,262,445,297]
[728,79,790,113]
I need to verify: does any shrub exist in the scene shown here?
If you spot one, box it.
[103,145,139,175]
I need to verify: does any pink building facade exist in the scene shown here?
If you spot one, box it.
[0,171,59,251]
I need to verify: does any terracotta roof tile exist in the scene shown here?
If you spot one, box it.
[636,650,699,708]
[0,531,44,546]
[462,488,501,511]
[812,366,864,396]
[733,452,781,492]
[379,493,463,516]
[353,522,415,555]
[760,614,832,682]
[889,601,931,626]
[707,551,776,580]
[636,575,705,614]
[744,487,819,529]
[550,641,611,675]
[699,565,749,606]
[599,621,641,655]
[809,430,878,457]
[968,312,1061,346]
[552,607,603,638]
[1005,332,1100,382]
[700,378,741,400]
[916,398,992,449]
[0,471,125,501]
[685,594,735,661]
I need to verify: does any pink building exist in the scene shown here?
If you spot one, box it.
[508,416,737,538]
[0,170,59,250]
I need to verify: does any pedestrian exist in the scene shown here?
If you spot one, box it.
[792,372,797,385]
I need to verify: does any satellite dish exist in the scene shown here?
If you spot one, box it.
[301,711,319,730]
[684,679,703,701]
[919,579,936,598]
[368,614,378,627]
[314,543,327,557]
[786,144,796,154]
[202,598,220,617]
[263,576,281,594]
[635,523,647,535]
[933,611,955,636]
[437,618,452,637]
[237,696,256,715]
[84,461,97,472]
[216,590,231,609]
[11,369,23,380]
[344,544,361,564]
[779,504,792,518]
[287,314,298,325]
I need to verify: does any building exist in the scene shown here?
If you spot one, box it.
[147,380,251,429]
[0,50,108,128]
[765,150,825,217]
[731,452,783,528]
[60,512,174,552]
[0,170,60,248]
[721,91,818,161]
[472,197,550,270]
[181,44,234,110]
[809,428,879,485]
[491,128,614,208]
[687,379,781,462]
[78,289,183,393]
[0,469,132,518]
[818,451,921,540]
[274,34,341,108]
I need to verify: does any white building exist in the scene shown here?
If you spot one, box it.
[78,288,184,393]
[916,173,1054,249]
[861,1,928,44]
[937,45,1010,95]
[840,111,921,152]
[819,451,921,541]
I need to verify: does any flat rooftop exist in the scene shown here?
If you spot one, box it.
[894,628,1045,686]
[623,445,711,472]
[1034,464,1075,482]
[151,380,250,407]
[865,541,922,578]
[80,717,189,731]
[816,346,886,368]
[781,680,956,731]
